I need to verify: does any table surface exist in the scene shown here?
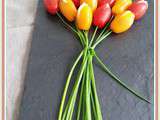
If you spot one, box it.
[8,0,154,120]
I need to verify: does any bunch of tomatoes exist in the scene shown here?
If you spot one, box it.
[43,0,149,120]
[44,0,148,33]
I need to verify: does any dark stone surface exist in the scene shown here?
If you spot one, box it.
[19,0,154,120]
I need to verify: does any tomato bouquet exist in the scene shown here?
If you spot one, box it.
[43,0,149,119]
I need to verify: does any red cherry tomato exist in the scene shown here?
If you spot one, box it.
[136,0,144,1]
[98,0,115,7]
[43,0,59,15]
[128,0,148,20]
[72,0,80,7]
[93,4,111,28]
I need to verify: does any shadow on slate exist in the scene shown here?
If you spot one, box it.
[19,0,154,120]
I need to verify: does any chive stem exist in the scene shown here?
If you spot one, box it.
[89,27,98,47]
[58,50,84,120]
[56,13,78,34]
[92,30,112,49]
[95,53,151,104]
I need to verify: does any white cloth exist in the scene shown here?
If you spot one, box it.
[6,0,38,119]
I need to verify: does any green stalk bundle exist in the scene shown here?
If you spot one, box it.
[56,13,151,120]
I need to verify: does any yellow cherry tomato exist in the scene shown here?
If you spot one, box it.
[110,10,135,33]
[80,0,98,11]
[76,3,93,30]
[112,0,132,14]
[59,0,77,21]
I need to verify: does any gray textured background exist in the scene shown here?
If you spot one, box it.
[19,0,154,120]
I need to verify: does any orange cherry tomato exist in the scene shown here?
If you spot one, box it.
[59,0,77,21]
[112,0,132,14]
[76,3,93,30]
[80,0,98,11]
[110,10,135,33]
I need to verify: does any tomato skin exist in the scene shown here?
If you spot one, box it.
[112,0,132,14]
[59,0,77,21]
[128,0,148,20]
[80,0,98,11]
[43,0,59,15]
[110,10,135,33]
[98,0,115,7]
[72,0,80,7]
[76,3,93,30]
[135,0,145,2]
[93,4,111,28]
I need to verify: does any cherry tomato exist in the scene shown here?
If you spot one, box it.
[112,0,132,14]
[98,0,115,7]
[43,0,59,15]
[110,10,135,33]
[136,0,145,1]
[72,0,80,7]
[80,0,98,11]
[128,0,148,20]
[93,4,111,28]
[59,0,77,21]
[76,3,93,30]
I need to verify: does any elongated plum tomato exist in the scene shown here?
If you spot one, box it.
[72,0,80,7]
[80,0,98,11]
[43,0,59,15]
[93,4,111,28]
[76,3,93,30]
[110,11,135,33]
[59,0,77,21]
[128,0,148,20]
[112,0,132,14]
[98,0,115,7]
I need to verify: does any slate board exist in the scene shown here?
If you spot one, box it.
[19,0,154,120]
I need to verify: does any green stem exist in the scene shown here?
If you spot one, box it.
[85,59,92,120]
[58,50,84,120]
[89,57,103,120]
[82,78,86,120]
[77,33,85,47]
[96,16,113,42]
[62,49,88,120]
[56,13,78,34]
[92,30,112,49]
[77,68,86,120]
[57,13,85,47]
[83,31,89,46]
[68,59,88,120]
[91,89,97,119]
[96,29,111,42]
[89,27,98,47]
[77,29,87,46]
[95,53,151,104]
